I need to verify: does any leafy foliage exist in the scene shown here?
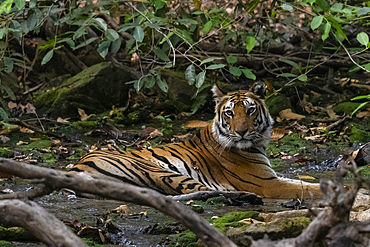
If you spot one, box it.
[0,0,369,117]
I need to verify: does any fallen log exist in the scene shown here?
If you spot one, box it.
[0,158,236,247]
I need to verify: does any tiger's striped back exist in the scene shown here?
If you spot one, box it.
[71,83,322,199]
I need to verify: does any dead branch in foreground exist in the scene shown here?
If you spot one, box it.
[0,199,88,247]
[0,158,236,247]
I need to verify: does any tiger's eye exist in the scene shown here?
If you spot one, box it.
[247,107,256,115]
[225,110,234,117]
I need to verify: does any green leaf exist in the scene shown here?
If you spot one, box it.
[0,107,9,122]
[311,15,323,30]
[206,64,225,70]
[0,0,13,15]
[73,37,98,50]
[111,38,121,53]
[357,32,369,47]
[357,7,370,17]
[97,41,111,58]
[330,3,343,12]
[176,29,194,44]
[1,83,16,101]
[195,71,206,88]
[134,78,145,92]
[281,3,293,12]
[230,66,242,76]
[133,26,144,42]
[0,29,4,39]
[156,75,168,92]
[363,63,370,71]
[352,102,369,116]
[246,36,255,54]
[144,76,156,88]
[297,74,308,82]
[352,95,370,101]
[200,57,223,65]
[306,0,316,5]
[280,58,300,70]
[316,0,330,11]
[185,64,196,85]
[152,0,166,10]
[14,0,25,10]
[119,24,136,33]
[177,18,198,25]
[126,80,138,85]
[106,29,119,41]
[145,21,160,30]
[334,31,345,42]
[3,57,13,73]
[241,68,256,80]
[27,12,37,32]
[94,18,107,31]
[41,50,54,65]
[277,73,297,78]
[321,22,331,41]
[73,27,87,40]
[153,46,170,61]
[203,20,212,34]
[226,55,237,64]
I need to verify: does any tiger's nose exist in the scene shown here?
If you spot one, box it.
[236,130,248,137]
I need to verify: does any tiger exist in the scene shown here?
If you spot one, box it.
[70,83,322,199]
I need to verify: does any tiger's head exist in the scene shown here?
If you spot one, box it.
[211,82,274,150]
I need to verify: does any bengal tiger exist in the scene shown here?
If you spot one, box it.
[71,83,322,199]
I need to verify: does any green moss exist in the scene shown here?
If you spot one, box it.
[333,102,362,115]
[169,230,198,247]
[0,226,38,242]
[0,147,13,158]
[211,211,263,233]
[42,152,56,162]
[71,121,100,131]
[265,94,292,116]
[350,126,370,143]
[34,62,130,118]
[190,205,204,214]
[81,238,106,247]
[0,240,16,247]
[23,140,53,149]
[279,217,311,238]
[206,197,231,206]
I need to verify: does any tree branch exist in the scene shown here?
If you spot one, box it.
[0,199,88,247]
[0,158,237,247]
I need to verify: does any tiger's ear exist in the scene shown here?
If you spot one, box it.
[249,81,267,99]
[211,84,224,105]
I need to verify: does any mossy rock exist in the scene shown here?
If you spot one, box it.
[226,216,311,246]
[265,94,292,116]
[0,147,13,158]
[34,62,131,118]
[333,102,362,115]
[168,231,198,247]
[211,211,263,233]
[0,240,16,247]
[0,226,38,242]
[350,125,370,143]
